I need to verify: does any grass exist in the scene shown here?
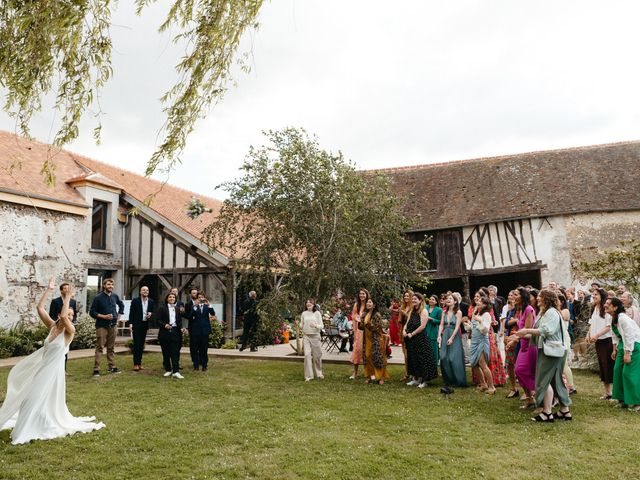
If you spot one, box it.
[1,353,639,480]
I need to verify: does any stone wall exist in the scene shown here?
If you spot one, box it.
[0,202,122,328]
[565,209,640,282]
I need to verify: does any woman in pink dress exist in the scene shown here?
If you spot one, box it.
[349,288,370,379]
[388,299,401,346]
[509,286,537,408]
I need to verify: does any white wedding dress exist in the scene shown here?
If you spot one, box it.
[0,331,105,445]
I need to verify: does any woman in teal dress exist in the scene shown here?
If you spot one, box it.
[426,295,442,365]
[438,294,467,388]
[606,297,640,410]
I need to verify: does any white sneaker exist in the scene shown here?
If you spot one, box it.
[418,382,428,388]
[172,372,184,379]
[163,371,172,377]
[406,380,419,386]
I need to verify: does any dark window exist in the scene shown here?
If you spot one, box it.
[91,201,108,249]
[420,235,436,271]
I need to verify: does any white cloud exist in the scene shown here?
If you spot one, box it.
[2,0,640,199]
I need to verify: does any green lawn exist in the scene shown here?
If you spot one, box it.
[1,353,639,480]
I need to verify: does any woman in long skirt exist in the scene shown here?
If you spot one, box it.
[404,293,438,388]
[360,298,389,384]
[470,289,506,388]
[503,290,520,398]
[517,289,572,422]
[587,288,614,400]
[389,299,401,346]
[398,289,414,381]
[426,295,442,366]
[607,297,640,410]
[349,288,369,379]
[468,296,495,394]
[509,287,537,408]
[439,294,467,388]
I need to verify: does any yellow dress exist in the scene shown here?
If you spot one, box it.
[362,312,389,380]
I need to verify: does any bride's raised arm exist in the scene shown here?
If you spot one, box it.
[37,277,56,330]
[59,285,76,337]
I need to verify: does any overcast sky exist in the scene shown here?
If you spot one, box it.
[2,0,640,200]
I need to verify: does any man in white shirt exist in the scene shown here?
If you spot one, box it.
[129,286,155,371]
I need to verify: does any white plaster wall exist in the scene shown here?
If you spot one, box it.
[0,200,123,328]
[530,216,572,287]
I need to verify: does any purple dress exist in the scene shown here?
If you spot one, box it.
[514,305,537,392]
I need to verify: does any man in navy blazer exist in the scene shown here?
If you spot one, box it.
[129,286,154,371]
[188,290,215,371]
[49,282,78,323]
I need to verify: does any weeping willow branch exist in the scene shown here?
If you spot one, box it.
[0,0,264,185]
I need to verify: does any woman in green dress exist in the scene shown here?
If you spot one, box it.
[438,294,467,389]
[606,297,640,410]
[516,289,572,422]
[426,295,442,366]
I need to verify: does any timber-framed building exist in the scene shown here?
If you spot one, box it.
[379,141,640,297]
[0,130,235,335]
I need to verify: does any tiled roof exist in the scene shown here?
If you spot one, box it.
[0,130,227,257]
[66,171,124,191]
[0,130,89,206]
[369,141,640,231]
[72,155,226,254]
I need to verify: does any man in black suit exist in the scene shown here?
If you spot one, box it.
[488,285,505,333]
[183,287,199,325]
[49,282,77,371]
[239,291,259,352]
[187,290,216,371]
[129,286,154,371]
[49,282,78,323]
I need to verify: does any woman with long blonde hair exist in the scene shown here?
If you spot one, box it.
[398,289,414,381]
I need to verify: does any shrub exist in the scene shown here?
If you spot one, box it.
[181,322,225,349]
[0,335,22,359]
[208,322,225,348]
[0,322,49,358]
[221,340,238,350]
[70,314,97,350]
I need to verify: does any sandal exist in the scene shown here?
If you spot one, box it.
[520,400,535,410]
[531,412,554,422]
[485,388,496,395]
[599,394,613,400]
[555,410,573,421]
[378,380,385,385]
[506,389,519,399]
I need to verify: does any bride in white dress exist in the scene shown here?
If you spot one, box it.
[0,278,105,445]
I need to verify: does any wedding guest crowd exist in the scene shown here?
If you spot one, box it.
[71,276,640,421]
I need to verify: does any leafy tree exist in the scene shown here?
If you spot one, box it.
[575,240,640,294]
[0,0,264,184]
[203,127,429,336]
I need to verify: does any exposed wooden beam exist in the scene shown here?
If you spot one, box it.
[468,261,545,277]
[128,267,225,275]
